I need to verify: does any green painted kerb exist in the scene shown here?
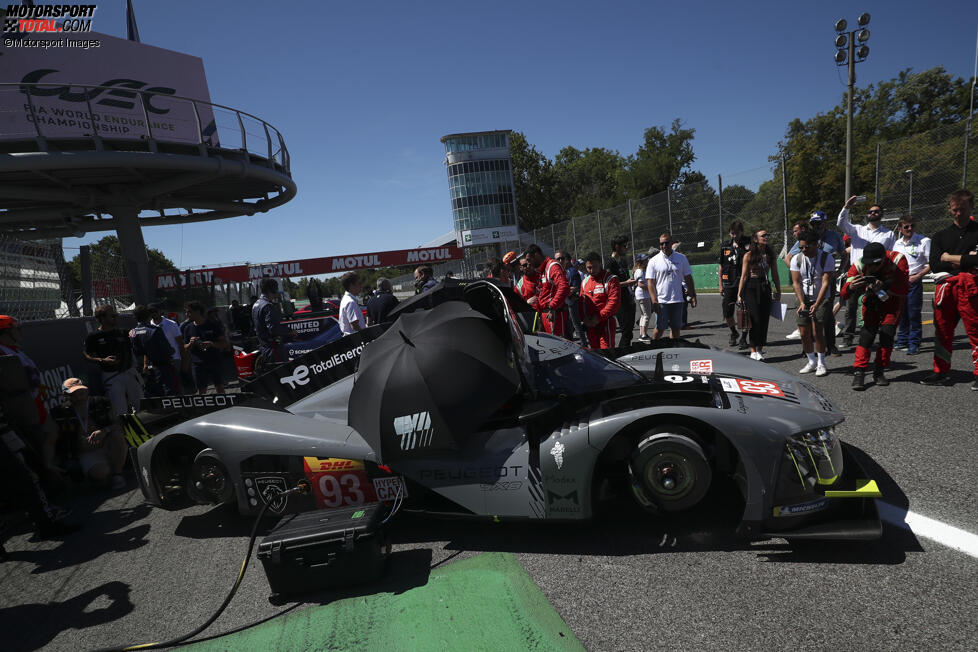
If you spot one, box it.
[182,552,584,652]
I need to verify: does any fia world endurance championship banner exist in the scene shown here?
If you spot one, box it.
[245,325,387,406]
[0,28,217,146]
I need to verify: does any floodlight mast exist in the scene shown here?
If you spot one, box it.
[835,13,871,201]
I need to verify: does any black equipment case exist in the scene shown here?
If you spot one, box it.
[257,504,390,600]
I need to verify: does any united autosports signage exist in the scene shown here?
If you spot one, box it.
[154,246,464,289]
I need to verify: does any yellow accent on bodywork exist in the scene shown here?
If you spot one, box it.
[824,479,881,498]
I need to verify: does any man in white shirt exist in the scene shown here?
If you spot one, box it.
[790,231,834,377]
[891,216,931,355]
[645,233,696,339]
[338,271,363,336]
[149,303,188,393]
[837,196,896,346]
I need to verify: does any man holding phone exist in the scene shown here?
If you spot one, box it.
[837,196,896,348]
[840,243,909,390]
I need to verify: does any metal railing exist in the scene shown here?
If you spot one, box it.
[0,82,290,173]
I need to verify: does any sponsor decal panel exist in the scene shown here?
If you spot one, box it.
[302,457,376,509]
[393,411,433,450]
[719,378,785,398]
[550,441,565,469]
[690,359,713,373]
[254,476,290,514]
[419,465,523,483]
[547,489,580,514]
[773,497,829,517]
[373,476,408,501]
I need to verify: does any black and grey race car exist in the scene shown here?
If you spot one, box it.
[133,280,882,541]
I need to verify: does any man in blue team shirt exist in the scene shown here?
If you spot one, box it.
[556,249,587,344]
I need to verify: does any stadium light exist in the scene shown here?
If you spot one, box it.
[835,14,872,199]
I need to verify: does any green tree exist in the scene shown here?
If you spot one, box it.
[510,131,559,231]
[66,235,177,293]
[619,120,698,200]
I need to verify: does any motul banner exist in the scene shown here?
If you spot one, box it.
[154,246,464,290]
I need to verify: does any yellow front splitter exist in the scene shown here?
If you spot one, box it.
[824,478,881,498]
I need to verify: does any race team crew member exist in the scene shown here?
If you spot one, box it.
[606,236,636,347]
[83,304,142,416]
[183,301,229,395]
[921,188,978,389]
[840,242,909,391]
[0,315,61,476]
[718,220,748,348]
[524,244,570,338]
[252,278,292,374]
[580,251,622,349]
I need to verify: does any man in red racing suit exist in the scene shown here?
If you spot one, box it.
[525,244,570,338]
[580,252,622,349]
[920,189,978,389]
[840,242,909,390]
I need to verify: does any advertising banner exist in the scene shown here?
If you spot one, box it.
[0,29,217,145]
[153,246,466,290]
[456,225,519,247]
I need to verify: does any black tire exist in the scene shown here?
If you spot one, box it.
[628,427,711,513]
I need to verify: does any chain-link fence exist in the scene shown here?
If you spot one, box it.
[875,120,978,236]
[0,236,75,321]
[6,119,978,314]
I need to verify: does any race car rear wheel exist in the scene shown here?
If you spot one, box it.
[629,427,711,513]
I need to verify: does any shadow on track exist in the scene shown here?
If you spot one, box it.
[0,581,133,651]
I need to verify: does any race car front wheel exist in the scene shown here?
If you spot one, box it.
[629,427,711,513]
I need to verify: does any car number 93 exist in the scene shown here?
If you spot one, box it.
[317,473,366,508]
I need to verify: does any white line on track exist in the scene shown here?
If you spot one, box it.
[878,501,978,559]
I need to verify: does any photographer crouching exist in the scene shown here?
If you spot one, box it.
[840,242,909,391]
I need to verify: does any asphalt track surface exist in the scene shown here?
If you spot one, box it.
[3,293,978,651]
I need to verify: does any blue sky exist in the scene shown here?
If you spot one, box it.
[61,0,977,270]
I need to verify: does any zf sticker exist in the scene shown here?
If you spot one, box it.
[719,378,785,398]
[690,359,713,373]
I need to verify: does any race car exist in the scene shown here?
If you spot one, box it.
[134,280,881,542]
[232,312,344,380]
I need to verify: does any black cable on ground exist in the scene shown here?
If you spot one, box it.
[93,483,308,652]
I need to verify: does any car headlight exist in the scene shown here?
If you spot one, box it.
[785,427,840,488]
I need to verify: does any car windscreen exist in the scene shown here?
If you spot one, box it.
[528,337,645,396]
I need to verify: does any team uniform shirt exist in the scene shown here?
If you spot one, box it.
[366,292,398,325]
[536,257,570,311]
[0,342,48,422]
[633,267,649,301]
[790,250,834,302]
[84,328,134,373]
[928,219,978,278]
[152,316,184,363]
[836,208,897,264]
[252,294,290,360]
[606,254,634,302]
[645,252,692,304]
[718,238,746,287]
[516,273,540,306]
[338,291,362,335]
[892,233,931,277]
[580,270,621,349]
[840,250,910,306]
[182,319,226,366]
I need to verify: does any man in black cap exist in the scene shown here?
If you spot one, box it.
[839,242,909,390]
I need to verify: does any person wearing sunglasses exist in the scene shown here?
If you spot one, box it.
[837,196,896,348]
[736,230,780,360]
[891,216,931,356]
[646,233,696,340]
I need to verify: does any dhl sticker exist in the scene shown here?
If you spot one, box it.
[303,457,364,473]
